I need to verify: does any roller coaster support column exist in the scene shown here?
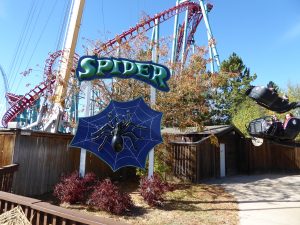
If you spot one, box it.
[0,65,10,110]
[23,97,46,129]
[181,2,189,64]
[51,0,85,132]
[148,17,160,179]
[204,3,215,72]
[170,0,180,70]
[199,0,220,72]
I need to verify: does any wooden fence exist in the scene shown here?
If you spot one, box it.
[170,136,300,182]
[0,191,126,225]
[0,129,136,196]
[11,130,80,196]
[171,136,218,182]
[242,138,300,174]
[172,143,198,182]
[0,164,19,192]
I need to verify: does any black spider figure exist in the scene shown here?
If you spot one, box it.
[91,111,147,152]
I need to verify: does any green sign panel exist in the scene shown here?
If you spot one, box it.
[76,56,170,92]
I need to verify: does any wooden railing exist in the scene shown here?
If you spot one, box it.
[0,164,19,192]
[0,191,127,225]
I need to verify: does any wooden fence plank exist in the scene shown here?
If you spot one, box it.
[36,211,41,225]
[52,216,57,225]
[0,135,4,166]
[0,132,15,167]
[43,214,48,225]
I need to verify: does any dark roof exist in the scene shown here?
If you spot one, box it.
[162,125,244,137]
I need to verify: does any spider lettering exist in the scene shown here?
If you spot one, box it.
[91,111,147,152]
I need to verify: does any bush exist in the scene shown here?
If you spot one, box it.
[88,179,133,215]
[136,153,171,178]
[82,172,97,192]
[53,171,97,204]
[139,173,174,207]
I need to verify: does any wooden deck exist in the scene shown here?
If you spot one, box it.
[0,191,127,225]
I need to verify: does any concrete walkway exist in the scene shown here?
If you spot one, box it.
[206,174,300,225]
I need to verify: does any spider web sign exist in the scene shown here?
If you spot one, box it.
[70,97,163,171]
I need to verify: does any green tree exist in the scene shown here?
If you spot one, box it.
[287,83,300,116]
[267,81,280,93]
[287,83,300,141]
[209,52,257,124]
[91,33,213,130]
[232,98,267,136]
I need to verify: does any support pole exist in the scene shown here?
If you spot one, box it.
[52,0,85,132]
[148,17,159,179]
[170,0,179,69]
[79,82,91,177]
[181,7,189,64]
[199,0,220,71]
[207,36,214,72]
[0,65,10,110]
[204,3,214,72]
[149,26,156,52]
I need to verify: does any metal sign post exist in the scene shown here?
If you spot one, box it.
[148,17,160,178]
[79,82,91,177]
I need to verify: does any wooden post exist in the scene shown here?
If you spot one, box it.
[220,143,226,177]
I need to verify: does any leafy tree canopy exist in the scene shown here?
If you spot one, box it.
[209,52,257,124]
[88,33,217,130]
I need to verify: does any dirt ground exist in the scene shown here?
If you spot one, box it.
[57,183,239,225]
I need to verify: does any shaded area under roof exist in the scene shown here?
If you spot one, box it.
[162,125,242,136]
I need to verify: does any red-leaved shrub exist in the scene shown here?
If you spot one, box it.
[53,171,97,204]
[139,173,174,207]
[88,179,133,215]
[82,172,97,192]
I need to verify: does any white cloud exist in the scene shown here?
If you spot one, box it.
[283,22,300,40]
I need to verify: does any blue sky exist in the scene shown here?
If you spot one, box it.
[0,0,300,117]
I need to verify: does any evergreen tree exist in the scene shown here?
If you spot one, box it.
[267,81,280,93]
[209,53,257,124]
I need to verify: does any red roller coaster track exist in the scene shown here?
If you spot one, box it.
[1,1,212,127]
[94,1,211,56]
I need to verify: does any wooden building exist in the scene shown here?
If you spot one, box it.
[164,125,245,182]
[165,125,300,183]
